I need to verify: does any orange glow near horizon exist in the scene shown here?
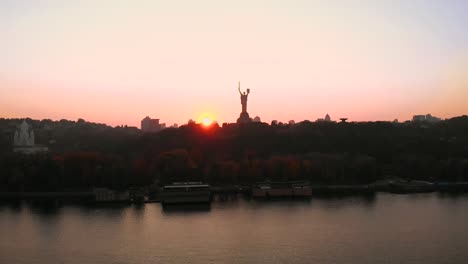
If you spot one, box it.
[197,112,216,127]
[1,1,468,126]
[202,117,212,127]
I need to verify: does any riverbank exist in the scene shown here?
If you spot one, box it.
[213,181,468,195]
[0,191,94,199]
[1,181,467,202]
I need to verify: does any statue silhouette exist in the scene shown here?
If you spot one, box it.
[238,82,250,113]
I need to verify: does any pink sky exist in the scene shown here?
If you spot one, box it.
[1,1,467,127]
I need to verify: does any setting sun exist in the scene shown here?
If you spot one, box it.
[202,117,212,126]
[197,112,216,127]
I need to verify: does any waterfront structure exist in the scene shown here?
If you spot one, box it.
[129,187,146,203]
[93,188,130,202]
[13,120,48,154]
[237,82,252,123]
[388,180,435,194]
[160,182,211,205]
[252,180,312,198]
[141,116,166,132]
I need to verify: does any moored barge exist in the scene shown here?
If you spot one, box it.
[252,180,312,198]
[160,182,211,205]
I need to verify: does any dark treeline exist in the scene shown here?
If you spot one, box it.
[1,116,468,191]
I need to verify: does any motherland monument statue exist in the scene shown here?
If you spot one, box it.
[237,82,252,123]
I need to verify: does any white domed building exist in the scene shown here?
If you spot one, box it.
[13,120,48,154]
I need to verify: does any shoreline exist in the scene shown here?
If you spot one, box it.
[1,182,467,201]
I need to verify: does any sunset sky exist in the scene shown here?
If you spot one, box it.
[1,0,468,127]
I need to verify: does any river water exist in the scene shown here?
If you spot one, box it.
[1,193,467,264]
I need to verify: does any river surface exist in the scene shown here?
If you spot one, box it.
[1,193,467,264]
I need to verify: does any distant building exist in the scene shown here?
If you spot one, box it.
[316,114,332,122]
[253,116,261,122]
[271,120,278,126]
[425,114,442,123]
[288,120,295,125]
[412,114,442,123]
[412,115,426,122]
[141,116,166,132]
[13,120,48,154]
[14,120,35,147]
